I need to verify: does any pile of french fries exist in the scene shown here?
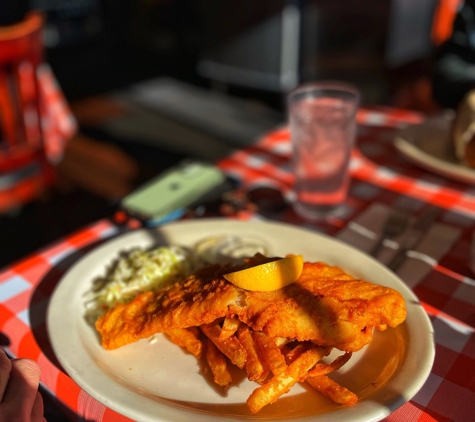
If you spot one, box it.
[164,316,358,413]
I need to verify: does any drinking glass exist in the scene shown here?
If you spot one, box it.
[287,81,360,220]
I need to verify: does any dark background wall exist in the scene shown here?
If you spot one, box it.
[25,0,438,109]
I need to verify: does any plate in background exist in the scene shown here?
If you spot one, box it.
[394,112,475,184]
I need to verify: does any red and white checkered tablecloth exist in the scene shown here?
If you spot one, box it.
[1,106,474,421]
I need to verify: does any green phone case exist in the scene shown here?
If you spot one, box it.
[121,161,226,221]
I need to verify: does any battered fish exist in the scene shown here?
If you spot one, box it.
[95,255,406,352]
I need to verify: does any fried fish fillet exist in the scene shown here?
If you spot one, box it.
[95,256,406,352]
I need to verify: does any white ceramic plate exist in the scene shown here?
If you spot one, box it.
[47,218,434,422]
[394,112,475,184]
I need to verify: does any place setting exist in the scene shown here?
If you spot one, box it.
[338,200,462,288]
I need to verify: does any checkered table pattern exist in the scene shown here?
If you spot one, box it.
[1,106,475,421]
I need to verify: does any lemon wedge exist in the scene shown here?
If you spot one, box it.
[223,255,304,291]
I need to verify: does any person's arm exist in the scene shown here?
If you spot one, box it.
[0,349,46,422]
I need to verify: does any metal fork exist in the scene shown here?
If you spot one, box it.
[370,202,411,257]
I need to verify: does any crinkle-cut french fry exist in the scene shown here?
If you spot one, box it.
[307,352,352,377]
[306,375,358,406]
[164,327,203,358]
[274,337,291,347]
[218,316,241,341]
[284,341,314,365]
[247,346,328,413]
[201,321,247,369]
[205,338,232,388]
[253,331,287,376]
[237,325,269,383]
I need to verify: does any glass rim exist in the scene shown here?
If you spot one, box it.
[287,80,360,104]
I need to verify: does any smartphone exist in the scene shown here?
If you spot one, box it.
[120,161,227,222]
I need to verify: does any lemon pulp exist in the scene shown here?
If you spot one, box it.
[223,255,303,291]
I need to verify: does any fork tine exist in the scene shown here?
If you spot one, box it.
[370,202,411,257]
[396,196,418,214]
